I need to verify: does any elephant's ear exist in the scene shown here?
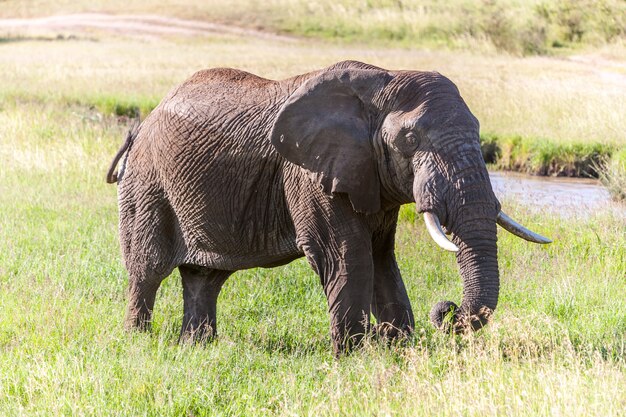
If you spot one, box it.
[270,69,390,214]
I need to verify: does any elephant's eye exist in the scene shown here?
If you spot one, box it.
[405,132,418,145]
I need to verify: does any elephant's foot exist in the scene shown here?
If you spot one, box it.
[328,311,372,356]
[124,309,153,332]
[124,297,156,332]
[332,320,414,355]
[372,321,412,341]
[331,330,368,357]
[125,276,162,332]
[179,320,217,344]
[179,265,230,345]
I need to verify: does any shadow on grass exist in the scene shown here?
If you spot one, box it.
[0,34,94,44]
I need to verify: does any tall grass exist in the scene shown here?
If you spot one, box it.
[0,37,624,147]
[480,133,620,177]
[478,133,626,200]
[1,0,625,55]
[597,148,626,201]
[0,102,624,416]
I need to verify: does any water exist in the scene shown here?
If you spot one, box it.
[489,171,623,217]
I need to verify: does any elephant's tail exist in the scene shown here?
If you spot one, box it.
[106,117,141,184]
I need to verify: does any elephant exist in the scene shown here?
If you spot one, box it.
[107,60,551,355]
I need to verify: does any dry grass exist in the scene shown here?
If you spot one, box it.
[0,35,624,146]
[1,0,625,55]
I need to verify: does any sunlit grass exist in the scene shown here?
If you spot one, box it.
[0,36,624,146]
[598,148,626,201]
[0,79,625,417]
[0,19,625,415]
[1,0,625,55]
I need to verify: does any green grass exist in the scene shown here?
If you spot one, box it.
[0,103,624,415]
[478,133,626,200]
[0,16,625,416]
[480,133,621,176]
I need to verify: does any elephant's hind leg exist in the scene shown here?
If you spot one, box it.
[179,265,232,343]
[124,253,174,331]
[120,188,180,332]
[125,276,165,331]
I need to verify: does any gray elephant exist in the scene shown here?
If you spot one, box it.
[107,60,550,355]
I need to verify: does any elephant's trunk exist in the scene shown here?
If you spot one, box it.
[421,144,501,332]
[456,222,499,329]
[430,213,500,332]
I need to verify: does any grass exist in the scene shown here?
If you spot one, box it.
[1,0,625,55]
[0,102,624,415]
[0,36,624,147]
[0,14,625,416]
[597,148,626,201]
[478,133,625,199]
[480,133,620,177]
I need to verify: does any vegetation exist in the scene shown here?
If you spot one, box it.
[480,133,622,177]
[1,0,625,55]
[2,30,623,196]
[597,148,626,202]
[1,36,624,147]
[478,133,625,200]
[0,4,624,415]
[1,100,624,415]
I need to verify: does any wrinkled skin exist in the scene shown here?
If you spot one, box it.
[112,61,501,355]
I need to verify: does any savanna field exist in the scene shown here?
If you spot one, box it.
[0,1,625,415]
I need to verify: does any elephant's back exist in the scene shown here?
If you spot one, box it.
[166,68,278,109]
[142,68,285,151]
[121,68,300,269]
[185,67,276,88]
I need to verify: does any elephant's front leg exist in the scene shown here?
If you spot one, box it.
[302,236,375,356]
[371,249,415,339]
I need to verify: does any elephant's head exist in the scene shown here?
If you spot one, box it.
[270,61,550,333]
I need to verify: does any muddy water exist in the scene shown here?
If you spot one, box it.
[489,171,623,217]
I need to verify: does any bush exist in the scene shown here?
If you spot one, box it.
[272,0,626,55]
[86,95,157,119]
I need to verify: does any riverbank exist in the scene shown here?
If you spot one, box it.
[480,134,626,201]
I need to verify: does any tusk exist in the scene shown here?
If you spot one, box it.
[423,212,459,252]
[497,211,552,244]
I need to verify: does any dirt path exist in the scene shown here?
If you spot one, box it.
[0,13,296,42]
[567,53,626,88]
[2,13,625,87]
